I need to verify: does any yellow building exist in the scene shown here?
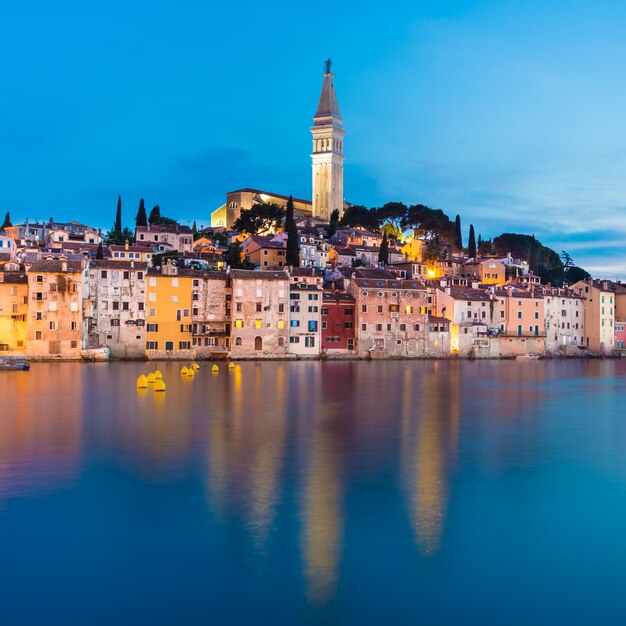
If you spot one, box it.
[145,261,194,358]
[26,258,85,358]
[0,267,28,354]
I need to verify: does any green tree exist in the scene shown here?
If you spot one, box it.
[528,236,539,273]
[121,227,135,245]
[225,241,254,269]
[192,221,197,236]
[378,231,389,266]
[136,199,147,227]
[114,195,122,235]
[339,204,380,230]
[377,202,407,239]
[285,196,300,267]
[566,266,591,283]
[328,208,340,238]
[149,205,161,225]
[2,212,11,229]
[402,204,455,242]
[233,203,284,235]
[468,224,477,259]
[95,241,104,259]
[454,214,462,250]
[560,250,575,270]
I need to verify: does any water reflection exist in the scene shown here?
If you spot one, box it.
[0,365,82,504]
[401,363,460,555]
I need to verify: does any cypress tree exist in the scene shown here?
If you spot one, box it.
[114,195,122,235]
[192,220,197,236]
[528,236,540,273]
[378,231,389,266]
[285,196,300,267]
[96,241,104,259]
[454,214,462,250]
[468,224,477,259]
[2,212,11,229]
[328,208,340,238]
[149,205,161,225]
[136,198,147,227]
[477,234,483,253]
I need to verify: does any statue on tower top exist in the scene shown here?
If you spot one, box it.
[324,58,332,74]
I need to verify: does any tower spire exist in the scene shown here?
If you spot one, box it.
[311,60,345,222]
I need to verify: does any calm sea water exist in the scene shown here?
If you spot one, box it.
[1,360,626,625]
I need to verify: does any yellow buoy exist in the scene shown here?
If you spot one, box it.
[154,379,166,392]
[136,374,148,389]
[212,364,219,373]
[181,366,188,375]
[154,369,163,380]
[228,362,235,370]
[146,372,155,384]
[187,368,195,377]
[192,363,200,371]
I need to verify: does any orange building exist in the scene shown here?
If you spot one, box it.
[0,267,28,354]
[145,261,194,358]
[26,258,85,358]
[243,235,287,269]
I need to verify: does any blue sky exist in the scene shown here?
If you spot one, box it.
[2,1,626,275]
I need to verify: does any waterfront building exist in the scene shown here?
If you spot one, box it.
[135,224,193,254]
[191,270,231,358]
[351,277,434,357]
[0,266,28,354]
[243,235,287,269]
[87,260,147,358]
[311,61,345,222]
[321,291,356,354]
[615,320,626,352]
[25,258,86,358]
[459,258,506,285]
[288,278,322,358]
[145,261,194,359]
[496,286,545,338]
[572,279,615,355]
[543,287,585,353]
[229,269,289,358]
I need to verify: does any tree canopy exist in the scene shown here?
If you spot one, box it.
[233,203,284,235]
[285,196,300,267]
[340,204,380,230]
[136,199,147,227]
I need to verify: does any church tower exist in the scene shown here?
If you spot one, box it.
[311,60,345,222]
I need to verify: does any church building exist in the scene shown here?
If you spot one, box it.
[211,61,346,229]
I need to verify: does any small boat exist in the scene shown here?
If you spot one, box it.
[0,358,30,371]
[80,347,111,362]
[516,353,542,361]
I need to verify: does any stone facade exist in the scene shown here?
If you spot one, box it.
[135,224,193,254]
[572,279,615,355]
[0,269,28,354]
[87,260,147,358]
[191,270,231,358]
[229,270,289,359]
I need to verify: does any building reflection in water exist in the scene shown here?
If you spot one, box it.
[205,363,287,550]
[0,364,82,505]
[300,362,351,605]
[401,363,460,556]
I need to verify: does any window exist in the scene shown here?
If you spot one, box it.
[111,319,120,327]
[345,308,353,316]
[35,331,42,340]
[146,341,158,350]
[400,323,406,331]
[36,275,44,283]
[165,341,174,351]
[322,321,327,329]
[149,293,156,302]
[308,306,318,313]
[309,293,318,300]
[376,324,383,331]
[378,305,383,313]
[138,302,144,311]
[291,320,300,327]
[348,338,354,350]
[147,323,158,332]
[290,336,300,343]
[361,305,367,313]
[254,336,263,351]
[308,320,318,332]
[101,270,108,279]
[149,277,156,286]
[405,306,413,314]
[180,324,192,332]
[149,308,156,317]
[235,337,242,346]
[361,324,367,331]
[112,301,120,311]
[255,319,262,328]
[534,311,539,319]
[277,320,285,329]
[305,336,315,348]
[138,272,144,280]
[256,303,262,312]
[279,303,285,313]
[517,311,522,319]
[414,324,421,331]
[70,321,77,331]
[179,341,190,350]
[49,321,56,331]
[123,271,130,280]
[235,319,243,328]
[344,322,353,329]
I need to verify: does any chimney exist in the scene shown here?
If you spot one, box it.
[124,239,129,251]
[61,259,68,272]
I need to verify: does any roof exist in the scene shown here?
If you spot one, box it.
[226,188,312,207]
[229,269,288,281]
[146,268,228,280]
[353,278,427,290]
[322,291,355,303]
[314,71,342,121]
[246,235,286,250]
[0,272,28,284]
[428,316,452,324]
[27,259,83,273]
[136,224,193,235]
[337,267,395,280]
[291,267,324,277]
[445,287,493,301]
[89,260,147,271]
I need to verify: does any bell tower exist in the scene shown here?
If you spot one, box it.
[311,59,345,222]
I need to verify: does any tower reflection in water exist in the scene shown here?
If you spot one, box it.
[401,362,460,556]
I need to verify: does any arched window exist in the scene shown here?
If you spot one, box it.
[235,337,242,346]
[254,336,263,351]
[228,201,239,210]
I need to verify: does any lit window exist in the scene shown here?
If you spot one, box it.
[255,319,262,328]
[277,320,285,329]
[235,319,243,328]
